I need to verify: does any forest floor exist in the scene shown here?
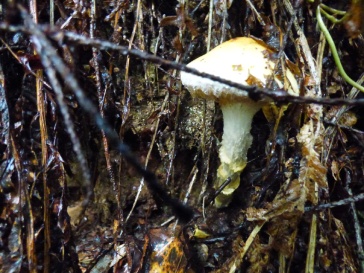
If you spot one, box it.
[1,0,364,272]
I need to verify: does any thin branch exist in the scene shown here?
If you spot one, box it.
[305,192,364,212]
[1,22,364,106]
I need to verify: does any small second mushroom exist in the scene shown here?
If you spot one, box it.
[180,37,298,208]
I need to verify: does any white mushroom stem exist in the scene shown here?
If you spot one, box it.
[214,100,262,208]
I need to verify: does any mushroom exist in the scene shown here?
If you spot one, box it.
[180,37,298,207]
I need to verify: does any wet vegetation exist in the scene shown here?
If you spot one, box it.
[1,0,364,272]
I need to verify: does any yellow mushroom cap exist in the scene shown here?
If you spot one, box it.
[181,37,279,104]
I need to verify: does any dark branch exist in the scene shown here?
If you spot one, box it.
[1,22,364,106]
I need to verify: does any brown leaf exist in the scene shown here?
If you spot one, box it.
[296,121,328,204]
[344,0,364,38]
[339,111,357,127]
[246,179,305,222]
[148,228,190,273]
[159,4,198,37]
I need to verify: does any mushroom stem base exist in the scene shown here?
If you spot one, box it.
[214,101,261,208]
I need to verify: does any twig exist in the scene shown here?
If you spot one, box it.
[207,0,213,52]
[60,31,364,106]
[305,192,364,212]
[1,22,364,106]
[344,169,364,271]
[29,3,51,271]
[125,92,170,224]
[246,0,265,26]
